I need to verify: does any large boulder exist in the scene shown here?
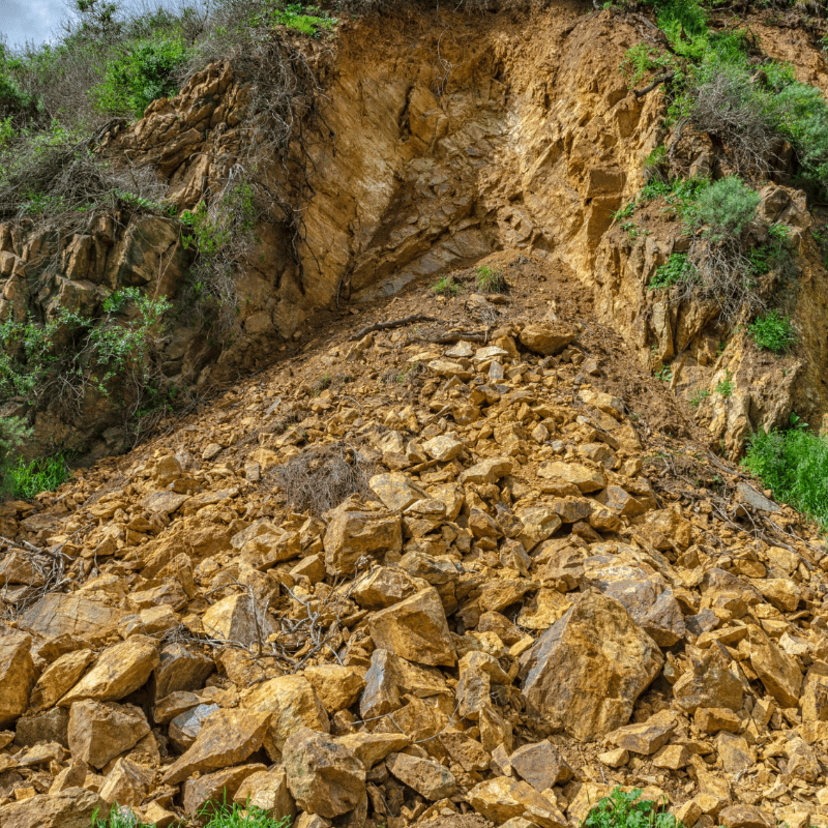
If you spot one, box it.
[67,700,150,769]
[0,788,106,828]
[520,594,663,740]
[283,727,366,818]
[0,628,37,727]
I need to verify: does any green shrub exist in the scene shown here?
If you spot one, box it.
[91,805,151,828]
[7,454,72,500]
[748,309,797,352]
[581,787,682,828]
[716,368,735,398]
[743,420,828,530]
[431,275,461,296]
[92,33,190,118]
[475,264,507,293]
[0,415,31,497]
[648,253,693,290]
[198,799,292,828]
[683,176,760,242]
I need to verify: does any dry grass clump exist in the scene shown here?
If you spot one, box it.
[272,442,374,515]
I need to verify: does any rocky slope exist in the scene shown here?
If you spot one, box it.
[4,3,828,460]
[1,266,828,828]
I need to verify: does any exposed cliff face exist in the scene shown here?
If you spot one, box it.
[2,4,828,460]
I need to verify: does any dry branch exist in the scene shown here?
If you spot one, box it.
[348,314,441,341]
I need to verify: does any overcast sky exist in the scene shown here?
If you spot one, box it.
[1,0,74,48]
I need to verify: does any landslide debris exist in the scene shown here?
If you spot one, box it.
[1,272,827,828]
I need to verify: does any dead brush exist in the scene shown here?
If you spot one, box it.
[272,442,374,515]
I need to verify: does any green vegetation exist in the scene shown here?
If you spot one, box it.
[648,253,693,290]
[581,787,682,828]
[7,454,72,500]
[689,388,710,408]
[475,263,507,293]
[682,176,760,242]
[431,275,461,296]
[744,416,828,530]
[255,3,338,36]
[716,368,735,398]
[199,800,292,828]
[748,309,797,352]
[0,287,171,417]
[0,416,31,497]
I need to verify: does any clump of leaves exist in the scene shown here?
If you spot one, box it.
[682,176,760,242]
[743,416,828,530]
[7,454,72,500]
[474,264,507,293]
[431,275,461,296]
[748,309,797,353]
[716,368,735,398]
[648,253,693,290]
[689,388,711,408]
[581,787,682,828]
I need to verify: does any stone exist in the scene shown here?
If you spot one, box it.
[304,665,366,714]
[458,458,513,485]
[353,566,426,610]
[749,626,802,708]
[756,579,801,613]
[521,594,663,740]
[736,483,780,514]
[468,777,567,828]
[694,707,741,734]
[161,708,270,785]
[323,505,402,576]
[509,741,573,791]
[801,662,828,722]
[386,752,457,800]
[595,485,646,517]
[439,730,490,772]
[718,805,772,828]
[68,701,150,769]
[606,712,675,755]
[283,727,366,818]
[0,788,106,828]
[598,747,629,768]
[14,708,69,749]
[234,767,296,817]
[673,646,744,713]
[242,675,330,761]
[515,508,562,553]
[19,595,123,645]
[151,643,215,702]
[581,559,685,646]
[201,593,277,649]
[653,744,690,770]
[537,461,605,493]
[716,732,753,774]
[369,473,427,511]
[335,733,411,770]
[58,636,160,705]
[422,435,465,462]
[518,323,577,356]
[48,761,87,794]
[183,764,266,817]
[0,629,37,727]
[169,703,219,752]
[30,650,95,712]
[368,588,456,667]
[99,757,155,806]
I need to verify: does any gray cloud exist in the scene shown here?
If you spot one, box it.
[0,0,74,48]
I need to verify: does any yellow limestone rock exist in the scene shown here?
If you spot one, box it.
[234,767,296,817]
[283,727,366,819]
[0,788,106,828]
[30,650,95,712]
[386,752,457,800]
[58,636,160,706]
[323,504,402,576]
[368,587,457,667]
[161,708,270,785]
[0,629,37,728]
[468,777,568,828]
[521,593,663,740]
[242,675,330,761]
[304,665,366,714]
[99,757,155,806]
[67,700,150,769]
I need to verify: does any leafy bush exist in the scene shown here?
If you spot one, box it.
[581,787,681,828]
[0,415,31,497]
[743,421,828,530]
[475,264,507,293]
[749,309,797,352]
[92,33,190,118]
[7,454,72,500]
[683,176,759,242]
[648,253,693,290]
[431,275,461,296]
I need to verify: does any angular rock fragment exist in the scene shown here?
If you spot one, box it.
[201,593,276,649]
[68,700,150,769]
[368,587,456,667]
[324,504,402,576]
[468,777,567,828]
[183,763,266,816]
[386,752,457,800]
[518,323,577,356]
[30,650,95,712]
[521,594,663,739]
[99,757,155,806]
[509,741,573,791]
[233,767,296,817]
[0,788,106,828]
[606,712,675,755]
[0,629,37,727]
[161,708,270,785]
[283,727,366,818]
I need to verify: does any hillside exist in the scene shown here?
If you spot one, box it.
[2,0,828,826]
